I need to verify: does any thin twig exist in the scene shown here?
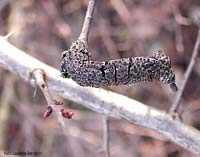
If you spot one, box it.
[174,22,184,53]
[103,115,110,157]
[0,0,9,12]
[3,30,15,40]
[170,29,200,114]
[78,0,96,42]
[1,37,200,153]
[172,3,187,54]
[0,74,14,150]
[32,69,66,129]
[172,2,191,26]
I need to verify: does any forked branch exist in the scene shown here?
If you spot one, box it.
[0,37,200,154]
[32,68,74,129]
[0,0,200,154]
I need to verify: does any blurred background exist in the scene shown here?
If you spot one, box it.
[0,0,200,156]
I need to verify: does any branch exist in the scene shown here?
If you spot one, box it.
[103,115,110,157]
[170,29,200,114]
[31,69,74,129]
[0,37,200,154]
[78,0,96,42]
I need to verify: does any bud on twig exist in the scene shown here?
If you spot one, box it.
[60,108,74,119]
[43,105,53,118]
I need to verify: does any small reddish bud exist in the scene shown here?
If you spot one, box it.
[54,100,64,105]
[59,101,64,105]
[60,109,74,119]
[42,106,53,118]
[41,83,46,88]
[43,111,50,118]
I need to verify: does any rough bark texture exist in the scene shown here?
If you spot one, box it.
[60,40,177,90]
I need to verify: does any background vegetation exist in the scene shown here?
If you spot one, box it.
[0,0,200,156]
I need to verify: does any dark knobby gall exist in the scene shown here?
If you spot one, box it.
[60,39,178,92]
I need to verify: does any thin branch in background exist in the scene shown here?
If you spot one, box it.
[179,103,193,121]
[0,74,14,150]
[40,0,72,40]
[172,2,191,26]
[172,3,190,54]
[96,12,120,59]
[174,21,184,54]
[3,30,15,40]
[78,0,96,42]
[103,115,110,157]
[0,0,9,12]
[32,69,74,129]
[170,29,200,114]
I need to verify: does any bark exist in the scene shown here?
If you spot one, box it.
[0,37,200,154]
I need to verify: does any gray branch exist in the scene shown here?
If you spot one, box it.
[0,37,200,154]
[170,29,200,113]
[78,0,96,42]
[103,115,110,157]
